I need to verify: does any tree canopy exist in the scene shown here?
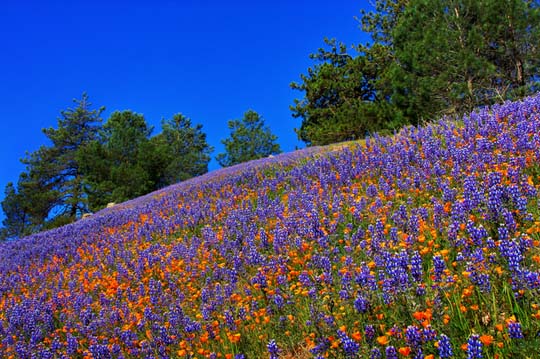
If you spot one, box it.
[292,0,540,145]
[152,114,214,186]
[216,110,281,167]
[1,97,214,239]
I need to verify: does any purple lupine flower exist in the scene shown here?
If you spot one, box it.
[385,345,398,359]
[433,255,446,282]
[66,333,79,356]
[487,185,503,218]
[365,324,376,342]
[273,293,284,309]
[502,209,517,234]
[463,176,483,211]
[405,325,422,349]
[408,214,420,242]
[410,250,423,282]
[367,184,378,197]
[89,344,112,359]
[437,334,453,358]
[267,339,279,359]
[422,325,437,342]
[337,330,359,358]
[354,294,370,313]
[310,337,330,356]
[499,238,523,272]
[508,321,524,339]
[370,347,382,359]
[466,334,483,359]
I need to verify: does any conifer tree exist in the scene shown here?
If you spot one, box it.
[292,0,540,145]
[151,114,213,186]
[1,93,104,235]
[216,110,281,167]
[78,110,153,210]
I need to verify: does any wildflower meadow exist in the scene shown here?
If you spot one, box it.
[2,95,540,358]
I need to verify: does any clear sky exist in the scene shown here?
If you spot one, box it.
[0,0,371,219]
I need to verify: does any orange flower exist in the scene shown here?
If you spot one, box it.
[377,336,389,345]
[413,311,425,321]
[228,333,241,343]
[479,334,493,346]
[398,347,411,356]
[443,314,451,325]
[145,329,153,341]
[352,331,362,341]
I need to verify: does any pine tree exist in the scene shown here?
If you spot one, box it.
[389,0,540,120]
[151,114,213,186]
[292,0,540,145]
[78,110,153,210]
[15,93,104,227]
[290,39,384,146]
[216,110,281,167]
[0,182,29,240]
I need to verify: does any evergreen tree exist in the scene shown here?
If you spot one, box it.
[216,110,281,167]
[290,39,384,146]
[151,114,213,186]
[389,0,540,120]
[0,182,29,240]
[292,0,540,145]
[78,110,153,211]
[11,93,104,228]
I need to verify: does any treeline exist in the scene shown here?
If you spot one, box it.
[3,0,540,239]
[0,95,281,239]
[291,0,540,145]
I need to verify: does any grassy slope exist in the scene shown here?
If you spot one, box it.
[2,96,540,358]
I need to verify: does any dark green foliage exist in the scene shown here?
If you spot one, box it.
[78,111,214,212]
[390,0,540,121]
[0,182,29,240]
[1,94,215,236]
[216,110,281,167]
[290,39,386,146]
[151,114,213,186]
[0,94,104,239]
[78,110,154,210]
[29,93,103,217]
[293,0,540,145]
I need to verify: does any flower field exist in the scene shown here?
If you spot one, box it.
[2,96,540,358]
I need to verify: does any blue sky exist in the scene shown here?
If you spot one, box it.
[0,0,370,219]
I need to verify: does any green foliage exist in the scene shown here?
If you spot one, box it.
[389,0,540,121]
[0,182,29,240]
[78,110,154,210]
[79,111,214,212]
[290,39,388,146]
[2,96,214,236]
[151,114,213,186]
[293,0,540,145]
[0,93,104,239]
[216,110,281,167]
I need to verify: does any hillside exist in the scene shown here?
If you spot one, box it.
[2,95,540,358]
